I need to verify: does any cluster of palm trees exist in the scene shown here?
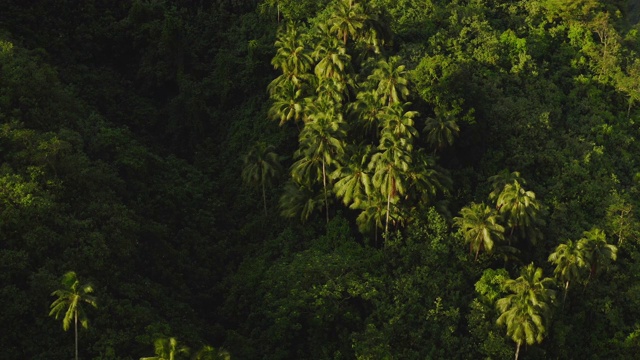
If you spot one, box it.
[255,0,457,240]
[548,227,618,301]
[492,227,618,360]
[454,171,544,260]
[453,171,619,359]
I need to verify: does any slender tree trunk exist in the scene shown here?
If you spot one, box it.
[75,310,79,360]
[515,341,521,360]
[323,159,329,224]
[385,191,391,237]
[563,280,570,303]
[262,181,267,216]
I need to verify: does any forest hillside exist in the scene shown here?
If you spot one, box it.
[1,0,640,359]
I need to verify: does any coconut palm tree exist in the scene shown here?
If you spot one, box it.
[368,56,409,106]
[488,170,526,203]
[423,112,460,151]
[291,104,347,223]
[312,25,351,83]
[355,190,388,244]
[405,149,451,205]
[496,264,556,360]
[577,227,618,282]
[141,337,190,360]
[279,180,324,223]
[496,181,544,244]
[271,22,313,84]
[331,144,373,209]
[369,132,411,236]
[379,102,419,140]
[268,82,307,125]
[241,142,283,216]
[548,240,586,302]
[453,203,505,260]
[327,0,367,45]
[49,271,98,360]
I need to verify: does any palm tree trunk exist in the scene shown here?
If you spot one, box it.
[75,309,79,360]
[563,280,570,303]
[515,341,521,360]
[385,191,391,237]
[322,159,329,224]
[262,181,267,216]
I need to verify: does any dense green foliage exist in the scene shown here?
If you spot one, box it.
[2,0,640,359]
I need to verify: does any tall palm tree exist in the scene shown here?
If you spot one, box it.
[423,112,460,151]
[453,202,505,260]
[331,145,373,209]
[488,170,526,203]
[49,271,98,360]
[271,22,313,84]
[496,264,556,360]
[291,105,347,223]
[312,25,351,83]
[355,190,388,244]
[379,102,419,140]
[405,149,451,205]
[496,181,544,244]
[327,0,367,45]
[268,82,306,125]
[279,180,323,223]
[350,89,383,138]
[370,132,412,236]
[242,142,283,216]
[548,240,586,302]
[141,337,190,360]
[368,56,409,106]
[577,227,618,281]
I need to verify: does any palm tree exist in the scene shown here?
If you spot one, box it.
[368,56,409,106]
[577,227,618,282]
[279,180,324,223]
[423,112,460,151]
[350,89,382,138]
[141,337,190,360]
[271,22,313,84]
[355,190,388,244]
[548,240,586,302]
[292,101,347,223]
[488,170,526,203]
[49,271,98,360]
[496,181,544,244]
[327,0,367,45]
[192,345,230,360]
[405,149,451,205]
[496,264,556,360]
[312,25,351,83]
[242,142,283,216]
[268,82,306,125]
[370,132,412,236]
[331,145,373,209]
[453,202,505,260]
[379,102,419,140]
